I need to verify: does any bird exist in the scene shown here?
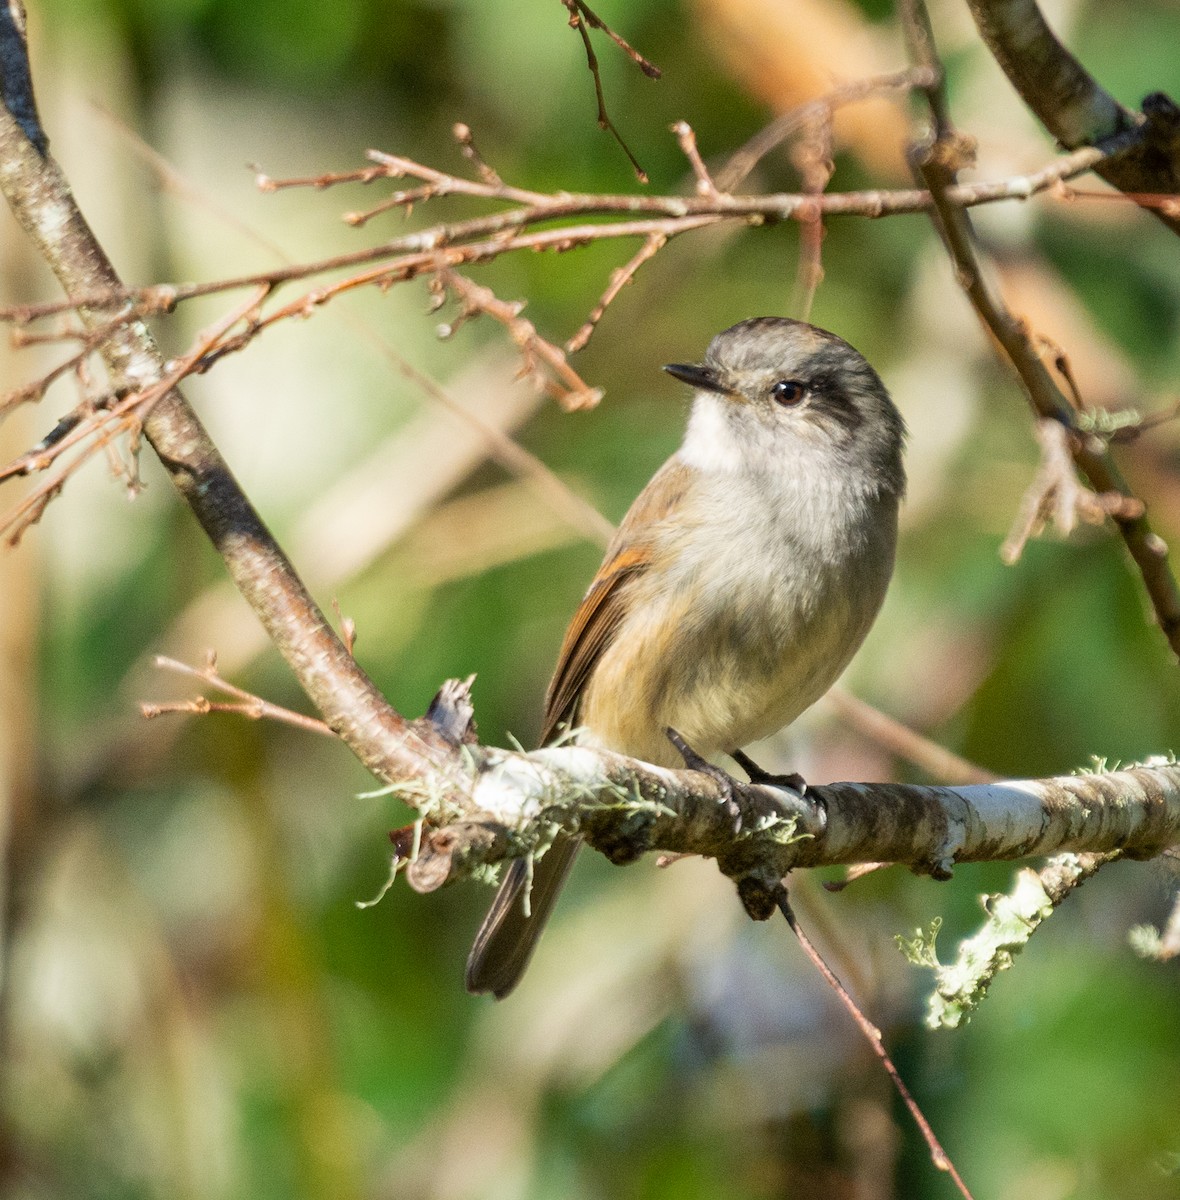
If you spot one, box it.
[466,316,906,998]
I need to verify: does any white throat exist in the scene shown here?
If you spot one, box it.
[677,393,744,473]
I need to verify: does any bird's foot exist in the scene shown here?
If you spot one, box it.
[665,727,745,833]
[729,748,806,796]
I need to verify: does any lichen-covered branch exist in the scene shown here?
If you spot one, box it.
[389,688,1180,919]
[966,0,1180,235]
[902,851,1117,1029]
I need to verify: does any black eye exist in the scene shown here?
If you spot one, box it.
[770,379,805,406]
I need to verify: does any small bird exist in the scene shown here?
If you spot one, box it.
[466,316,906,998]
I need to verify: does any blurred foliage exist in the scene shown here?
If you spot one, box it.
[3,0,1180,1198]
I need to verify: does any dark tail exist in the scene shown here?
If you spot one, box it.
[465,834,581,998]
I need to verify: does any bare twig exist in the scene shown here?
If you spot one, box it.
[777,889,975,1199]
[561,0,655,183]
[96,107,613,548]
[0,135,1133,335]
[452,122,503,187]
[717,66,939,193]
[788,111,835,321]
[1000,418,1144,564]
[435,270,603,410]
[142,653,335,735]
[565,232,666,354]
[0,63,462,789]
[671,120,720,198]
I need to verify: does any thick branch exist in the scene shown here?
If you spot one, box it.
[394,695,1180,907]
[966,0,1180,234]
[0,69,460,789]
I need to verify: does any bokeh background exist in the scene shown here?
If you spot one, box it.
[2,0,1180,1197]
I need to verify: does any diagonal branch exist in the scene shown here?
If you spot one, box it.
[0,45,460,790]
[965,0,1180,235]
[901,0,1180,657]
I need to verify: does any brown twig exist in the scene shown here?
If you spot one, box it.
[1000,418,1143,564]
[97,104,613,551]
[671,120,719,198]
[1058,185,1180,218]
[789,111,835,322]
[0,71,463,789]
[0,138,1137,335]
[0,89,1151,532]
[0,284,272,542]
[452,121,502,187]
[776,889,975,1199]
[561,0,654,183]
[565,232,666,354]
[434,270,603,409]
[143,653,335,736]
[717,66,939,193]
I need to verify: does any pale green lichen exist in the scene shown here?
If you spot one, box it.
[895,916,943,969]
[913,868,1057,1030]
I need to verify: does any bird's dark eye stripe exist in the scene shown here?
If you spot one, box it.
[771,379,806,405]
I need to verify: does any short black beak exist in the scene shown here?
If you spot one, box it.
[662,362,728,393]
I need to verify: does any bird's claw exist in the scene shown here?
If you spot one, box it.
[665,727,745,833]
[729,748,806,796]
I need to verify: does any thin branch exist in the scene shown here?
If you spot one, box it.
[565,231,666,354]
[434,270,603,410]
[671,120,719,199]
[561,0,655,183]
[96,108,612,547]
[901,4,1180,656]
[788,110,834,322]
[717,66,939,193]
[1000,418,1143,564]
[777,890,975,1199]
[566,0,660,78]
[451,121,503,187]
[142,653,335,737]
[0,134,1135,333]
[823,688,998,786]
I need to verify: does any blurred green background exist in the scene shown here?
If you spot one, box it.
[2,0,1180,1197]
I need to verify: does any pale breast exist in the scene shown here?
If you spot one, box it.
[577,468,897,768]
